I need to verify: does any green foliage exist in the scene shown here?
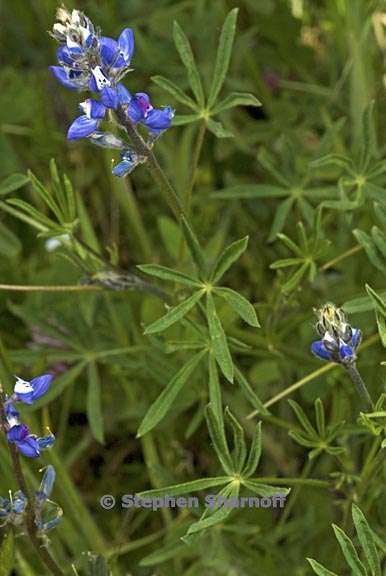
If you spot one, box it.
[1,1,386,575]
[308,505,385,576]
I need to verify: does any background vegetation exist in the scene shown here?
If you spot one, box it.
[0,0,385,574]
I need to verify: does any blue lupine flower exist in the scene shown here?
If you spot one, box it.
[36,466,56,506]
[49,6,174,174]
[88,131,126,149]
[7,424,55,459]
[112,149,146,177]
[127,93,175,137]
[34,466,63,532]
[13,373,54,405]
[311,303,361,365]
[0,491,27,527]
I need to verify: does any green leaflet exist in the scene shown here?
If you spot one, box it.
[137,476,230,498]
[137,350,206,437]
[173,21,204,105]
[332,524,367,576]
[211,236,249,283]
[87,361,105,444]
[207,8,239,108]
[211,91,261,114]
[206,292,234,382]
[151,75,198,109]
[144,290,204,334]
[138,263,200,287]
[0,173,29,196]
[352,505,381,576]
[307,558,339,576]
[215,286,260,327]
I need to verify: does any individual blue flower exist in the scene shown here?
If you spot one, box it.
[126,93,174,136]
[100,28,135,70]
[311,303,361,365]
[50,65,90,90]
[13,374,54,405]
[67,99,106,140]
[7,424,55,459]
[36,466,56,506]
[88,131,126,149]
[112,149,146,177]
[0,491,27,526]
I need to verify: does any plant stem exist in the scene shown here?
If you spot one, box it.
[321,245,363,271]
[0,283,103,292]
[344,362,374,408]
[246,333,380,419]
[0,388,64,576]
[115,107,184,220]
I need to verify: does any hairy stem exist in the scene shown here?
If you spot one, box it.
[115,107,184,220]
[344,362,374,408]
[0,388,64,576]
[184,120,207,212]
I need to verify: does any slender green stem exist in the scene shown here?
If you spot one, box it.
[0,387,64,576]
[0,283,103,292]
[344,363,374,408]
[115,107,184,220]
[321,245,363,271]
[246,334,380,419]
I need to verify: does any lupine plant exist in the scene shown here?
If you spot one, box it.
[0,1,386,575]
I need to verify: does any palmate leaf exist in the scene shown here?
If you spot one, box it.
[144,290,204,334]
[137,350,206,437]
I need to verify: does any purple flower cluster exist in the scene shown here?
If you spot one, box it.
[49,7,174,177]
[311,303,361,365]
[4,374,55,458]
[0,466,62,531]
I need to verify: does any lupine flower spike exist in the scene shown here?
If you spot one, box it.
[311,303,373,408]
[49,6,174,176]
[3,374,56,458]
